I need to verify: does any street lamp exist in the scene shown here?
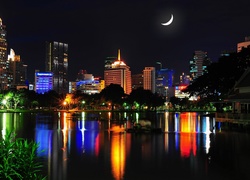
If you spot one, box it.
[81,100,85,110]
[63,101,67,110]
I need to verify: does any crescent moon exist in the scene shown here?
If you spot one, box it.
[161,14,174,26]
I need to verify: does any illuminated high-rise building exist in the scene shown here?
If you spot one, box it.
[189,50,211,81]
[143,67,155,93]
[156,68,174,100]
[45,41,68,94]
[237,36,250,52]
[7,49,27,88]
[0,18,8,90]
[104,49,132,94]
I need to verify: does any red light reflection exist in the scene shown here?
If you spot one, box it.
[180,112,197,157]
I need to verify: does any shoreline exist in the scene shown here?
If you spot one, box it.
[0,109,217,113]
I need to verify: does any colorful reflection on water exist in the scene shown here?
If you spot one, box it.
[0,111,249,180]
[110,131,126,180]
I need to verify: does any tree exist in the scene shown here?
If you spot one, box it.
[128,87,151,110]
[12,89,27,109]
[150,93,166,111]
[100,84,125,110]
[128,87,165,110]
[25,90,38,109]
[183,48,250,109]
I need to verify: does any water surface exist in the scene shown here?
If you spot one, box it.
[0,111,249,180]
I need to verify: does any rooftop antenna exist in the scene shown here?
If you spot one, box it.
[118,49,121,61]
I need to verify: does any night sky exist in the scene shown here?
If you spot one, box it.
[1,0,250,82]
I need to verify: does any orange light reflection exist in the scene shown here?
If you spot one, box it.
[111,128,125,180]
[180,112,197,157]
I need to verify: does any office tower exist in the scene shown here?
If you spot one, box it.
[143,67,155,93]
[189,50,211,80]
[237,36,250,52]
[104,49,132,94]
[45,41,68,94]
[7,49,27,88]
[131,73,143,90]
[156,68,174,100]
[0,18,8,90]
[34,70,53,94]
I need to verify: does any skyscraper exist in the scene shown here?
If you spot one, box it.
[45,41,68,94]
[0,18,8,90]
[156,68,174,100]
[7,49,27,88]
[189,50,211,81]
[104,49,132,94]
[143,67,155,93]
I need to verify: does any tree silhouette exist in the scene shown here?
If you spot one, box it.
[183,48,250,110]
[100,83,125,110]
[128,87,165,110]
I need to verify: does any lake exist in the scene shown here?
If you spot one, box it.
[0,111,250,180]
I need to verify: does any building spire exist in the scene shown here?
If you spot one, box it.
[118,49,121,61]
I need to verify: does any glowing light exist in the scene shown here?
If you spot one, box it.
[1,113,7,138]
[109,125,125,132]
[180,133,197,157]
[179,112,197,157]
[135,112,139,122]
[180,112,196,133]
[111,134,125,180]
[175,85,187,90]
[8,49,15,61]
[161,14,174,26]
[118,49,121,61]
[108,112,111,120]
[164,112,169,132]
[2,99,7,105]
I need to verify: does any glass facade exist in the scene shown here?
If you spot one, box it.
[45,41,68,94]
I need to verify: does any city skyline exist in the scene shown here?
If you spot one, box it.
[1,0,250,82]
